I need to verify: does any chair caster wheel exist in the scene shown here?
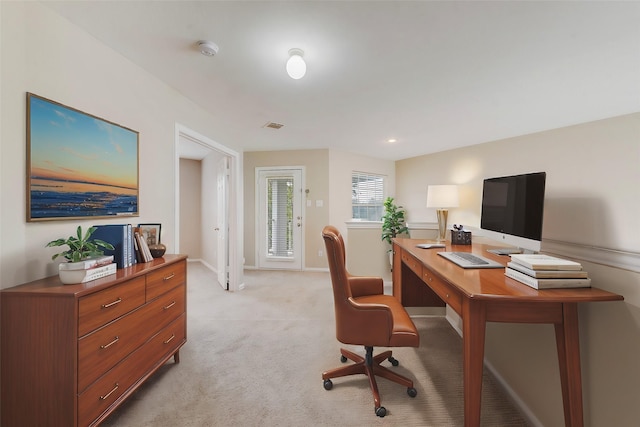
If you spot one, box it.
[323,379,333,390]
[388,356,399,366]
[375,406,387,417]
[340,355,348,363]
[407,387,417,398]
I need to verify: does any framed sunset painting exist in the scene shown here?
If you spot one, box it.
[26,93,139,221]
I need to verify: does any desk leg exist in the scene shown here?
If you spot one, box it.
[462,298,486,427]
[554,303,584,427]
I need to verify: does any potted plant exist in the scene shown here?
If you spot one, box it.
[46,226,114,262]
[381,197,409,268]
[46,226,115,283]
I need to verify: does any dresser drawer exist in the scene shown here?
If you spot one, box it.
[422,268,461,313]
[78,350,141,427]
[78,277,146,337]
[146,261,186,301]
[401,250,423,277]
[140,282,186,336]
[78,284,186,392]
[141,313,187,366]
[78,314,186,427]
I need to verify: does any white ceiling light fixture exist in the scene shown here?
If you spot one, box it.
[198,40,219,56]
[286,48,306,79]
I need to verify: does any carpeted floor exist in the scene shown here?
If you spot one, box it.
[101,262,528,426]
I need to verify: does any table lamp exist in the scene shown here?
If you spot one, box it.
[426,185,459,242]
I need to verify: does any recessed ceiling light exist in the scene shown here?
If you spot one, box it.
[387,139,397,143]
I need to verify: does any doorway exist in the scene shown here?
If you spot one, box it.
[175,124,243,291]
[256,167,304,270]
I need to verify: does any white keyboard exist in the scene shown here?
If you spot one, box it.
[438,252,503,269]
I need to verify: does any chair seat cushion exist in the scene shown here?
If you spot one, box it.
[354,294,420,348]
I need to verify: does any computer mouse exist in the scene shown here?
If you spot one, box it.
[416,243,446,249]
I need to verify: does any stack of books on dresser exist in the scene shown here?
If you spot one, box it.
[505,254,591,289]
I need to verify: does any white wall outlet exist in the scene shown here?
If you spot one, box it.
[318,250,323,257]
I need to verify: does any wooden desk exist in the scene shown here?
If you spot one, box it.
[392,238,623,427]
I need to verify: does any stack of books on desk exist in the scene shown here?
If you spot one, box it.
[505,254,591,290]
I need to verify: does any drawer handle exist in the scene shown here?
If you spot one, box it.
[163,273,175,281]
[99,383,119,401]
[101,298,122,309]
[163,334,175,344]
[163,301,176,310]
[100,336,120,349]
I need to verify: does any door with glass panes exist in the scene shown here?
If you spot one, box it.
[256,167,303,270]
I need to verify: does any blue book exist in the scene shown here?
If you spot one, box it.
[91,225,128,269]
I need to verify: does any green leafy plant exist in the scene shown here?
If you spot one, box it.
[381,197,409,247]
[45,226,114,262]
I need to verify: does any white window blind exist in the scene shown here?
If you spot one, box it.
[351,172,385,221]
[267,176,294,257]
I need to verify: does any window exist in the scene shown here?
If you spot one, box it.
[352,171,385,221]
[266,176,294,257]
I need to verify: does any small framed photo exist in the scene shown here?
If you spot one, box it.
[138,223,161,246]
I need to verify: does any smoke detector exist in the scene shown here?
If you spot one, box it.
[198,40,219,56]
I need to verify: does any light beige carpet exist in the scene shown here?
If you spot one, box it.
[101,263,528,426]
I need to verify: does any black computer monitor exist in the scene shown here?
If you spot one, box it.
[480,171,546,252]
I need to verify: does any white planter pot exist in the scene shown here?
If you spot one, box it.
[58,267,87,285]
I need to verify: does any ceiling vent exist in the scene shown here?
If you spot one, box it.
[263,122,284,129]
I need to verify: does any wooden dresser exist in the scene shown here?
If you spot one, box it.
[1,254,188,427]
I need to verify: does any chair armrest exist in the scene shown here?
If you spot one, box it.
[348,276,383,297]
[337,297,393,346]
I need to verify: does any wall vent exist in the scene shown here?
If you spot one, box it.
[263,122,284,129]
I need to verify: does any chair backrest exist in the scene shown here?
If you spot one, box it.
[321,225,352,303]
[324,225,370,345]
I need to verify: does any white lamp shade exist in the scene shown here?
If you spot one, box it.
[426,185,459,208]
[286,50,306,79]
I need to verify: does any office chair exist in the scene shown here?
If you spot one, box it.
[321,225,419,417]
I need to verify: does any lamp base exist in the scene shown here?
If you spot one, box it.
[435,209,449,242]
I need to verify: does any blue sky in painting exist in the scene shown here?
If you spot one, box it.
[29,95,138,190]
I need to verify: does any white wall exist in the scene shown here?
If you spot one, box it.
[243,149,330,269]
[327,149,396,279]
[179,159,202,259]
[0,2,239,287]
[395,113,640,426]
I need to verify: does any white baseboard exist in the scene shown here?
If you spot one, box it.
[483,358,544,427]
[304,267,329,272]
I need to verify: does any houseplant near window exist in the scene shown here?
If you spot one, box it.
[381,197,409,268]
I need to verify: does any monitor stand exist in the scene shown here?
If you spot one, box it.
[487,247,523,256]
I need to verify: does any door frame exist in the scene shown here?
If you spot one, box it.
[216,156,229,290]
[174,123,244,291]
[255,166,305,271]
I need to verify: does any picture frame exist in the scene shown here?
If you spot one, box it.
[26,93,139,222]
[138,223,161,246]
